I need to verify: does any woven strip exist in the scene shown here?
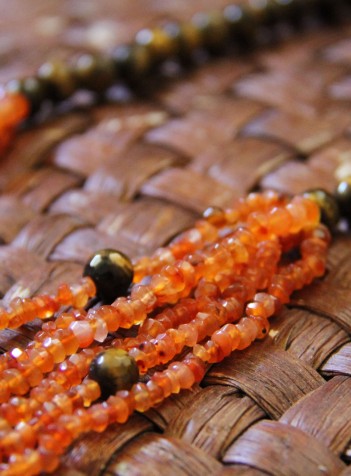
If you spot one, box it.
[1,1,351,475]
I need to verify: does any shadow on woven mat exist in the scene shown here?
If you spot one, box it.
[1,0,351,475]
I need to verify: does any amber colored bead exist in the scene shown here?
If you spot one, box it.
[89,349,139,399]
[106,395,129,423]
[303,189,340,229]
[132,382,152,412]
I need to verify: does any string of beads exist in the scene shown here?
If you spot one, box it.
[0,1,350,475]
[0,191,332,475]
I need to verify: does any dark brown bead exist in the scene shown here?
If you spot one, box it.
[37,60,76,101]
[303,189,340,229]
[335,176,351,221]
[72,54,115,92]
[191,11,230,51]
[89,349,139,399]
[112,44,153,80]
[135,27,179,60]
[83,249,134,303]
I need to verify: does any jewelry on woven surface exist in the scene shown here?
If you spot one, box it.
[0,1,350,475]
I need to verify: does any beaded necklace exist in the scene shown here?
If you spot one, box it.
[0,1,351,475]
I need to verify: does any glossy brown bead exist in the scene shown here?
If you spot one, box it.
[112,44,153,80]
[72,54,115,92]
[83,249,133,303]
[37,60,76,101]
[303,189,340,230]
[5,77,48,115]
[335,176,351,221]
[88,349,139,399]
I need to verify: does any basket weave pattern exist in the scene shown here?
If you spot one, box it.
[1,1,351,475]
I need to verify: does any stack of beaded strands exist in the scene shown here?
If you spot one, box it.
[1,1,351,475]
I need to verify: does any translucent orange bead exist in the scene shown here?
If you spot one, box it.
[38,448,60,473]
[183,355,206,382]
[151,372,173,398]
[87,404,109,432]
[106,395,129,423]
[132,382,152,412]
[55,328,80,355]
[95,305,121,332]
[27,348,54,373]
[236,318,259,350]
[146,380,164,405]
[0,92,29,126]
[3,369,30,396]
[268,207,293,235]
[168,362,195,389]
[42,337,66,363]
[56,283,74,306]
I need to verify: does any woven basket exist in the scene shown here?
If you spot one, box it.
[1,1,351,475]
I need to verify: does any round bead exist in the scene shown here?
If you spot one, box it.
[83,249,133,303]
[88,349,139,399]
[303,189,340,229]
[335,176,351,221]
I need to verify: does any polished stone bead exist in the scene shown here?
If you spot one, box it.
[83,249,133,303]
[303,189,340,229]
[72,54,115,92]
[37,60,76,101]
[88,349,139,398]
[335,176,351,221]
[112,44,153,80]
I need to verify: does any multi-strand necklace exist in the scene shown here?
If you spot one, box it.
[0,1,350,475]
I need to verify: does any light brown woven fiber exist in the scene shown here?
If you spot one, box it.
[1,1,351,475]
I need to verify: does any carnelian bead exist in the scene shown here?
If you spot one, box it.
[182,355,206,382]
[55,328,79,355]
[236,318,259,350]
[0,92,29,126]
[17,361,43,387]
[56,283,74,306]
[106,395,129,423]
[95,305,121,332]
[76,379,101,406]
[250,315,270,339]
[3,369,30,395]
[42,337,66,363]
[211,328,234,357]
[69,321,94,347]
[151,372,173,398]
[168,362,195,389]
[57,360,81,386]
[164,369,180,394]
[268,207,293,235]
[38,424,72,454]
[132,382,152,412]
[38,449,60,473]
[87,404,109,432]
[146,380,164,405]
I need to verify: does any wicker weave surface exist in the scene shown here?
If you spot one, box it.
[1,1,351,475]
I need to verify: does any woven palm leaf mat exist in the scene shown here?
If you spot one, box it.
[1,1,351,475]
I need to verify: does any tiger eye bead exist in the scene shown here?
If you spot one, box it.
[37,60,76,101]
[88,349,139,399]
[83,249,133,303]
[303,189,340,229]
[112,44,153,80]
[335,177,351,221]
[72,54,115,92]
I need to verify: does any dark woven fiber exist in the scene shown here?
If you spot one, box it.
[1,1,351,475]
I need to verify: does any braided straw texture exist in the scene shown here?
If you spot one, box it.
[1,1,351,475]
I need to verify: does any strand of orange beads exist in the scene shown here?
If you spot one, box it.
[0,194,330,476]
[0,193,319,402]
[0,195,282,397]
